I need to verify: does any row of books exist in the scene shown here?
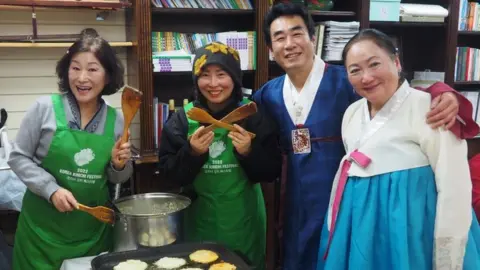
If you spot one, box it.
[152,31,257,72]
[454,47,480,82]
[458,0,480,31]
[150,0,253,9]
[153,98,186,149]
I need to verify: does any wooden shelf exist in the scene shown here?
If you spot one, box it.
[453,81,480,91]
[154,70,255,76]
[0,0,130,8]
[151,8,254,15]
[309,10,355,18]
[458,31,480,36]
[0,42,134,48]
[454,81,480,86]
[370,21,445,27]
[269,60,343,66]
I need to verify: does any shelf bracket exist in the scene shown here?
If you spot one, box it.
[31,4,38,40]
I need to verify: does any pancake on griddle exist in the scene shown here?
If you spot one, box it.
[153,257,187,269]
[113,259,148,270]
[208,262,237,270]
[189,249,219,264]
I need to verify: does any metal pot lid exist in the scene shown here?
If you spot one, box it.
[114,192,191,217]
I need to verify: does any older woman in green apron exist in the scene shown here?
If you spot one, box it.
[7,29,133,269]
[158,42,282,270]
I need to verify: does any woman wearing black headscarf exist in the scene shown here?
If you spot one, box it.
[158,42,281,269]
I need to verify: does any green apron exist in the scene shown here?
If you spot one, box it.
[13,94,116,270]
[184,100,267,270]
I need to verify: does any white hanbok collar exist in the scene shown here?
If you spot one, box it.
[356,80,412,148]
[283,56,326,126]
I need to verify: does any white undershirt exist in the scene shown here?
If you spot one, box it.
[283,56,326,125]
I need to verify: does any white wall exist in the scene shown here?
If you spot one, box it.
[0,7,141,148]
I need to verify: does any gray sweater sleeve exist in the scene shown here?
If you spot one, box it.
[7,95,133,202]
[7,96,59,201]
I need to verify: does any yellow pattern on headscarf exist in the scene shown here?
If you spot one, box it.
[205,42,240,61]
[194,54,207,76]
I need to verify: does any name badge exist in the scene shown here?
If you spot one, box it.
[292,128,311,154]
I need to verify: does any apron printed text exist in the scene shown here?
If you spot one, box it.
[59,168,103,184]
[202,159,239,174]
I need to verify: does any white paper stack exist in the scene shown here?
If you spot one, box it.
[400,4,449,23]
[152,50,193,72]
[321,21,360,62]
[410,70,445,88]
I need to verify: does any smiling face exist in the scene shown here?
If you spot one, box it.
[345,39,401,108]
[68,51,107,106]
[269,15,315,73]
[197,64,234,107]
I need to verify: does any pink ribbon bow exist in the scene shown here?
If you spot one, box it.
[324,149,371,259]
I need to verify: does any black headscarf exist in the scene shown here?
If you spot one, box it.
[191,42,243,105]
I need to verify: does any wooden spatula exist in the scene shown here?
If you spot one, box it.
[77,203,114,225]
[187,107,256,138]
[118,85,143,165]
[203,102,258,134]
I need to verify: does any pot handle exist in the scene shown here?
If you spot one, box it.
[106,199,122,214]
[113,183,121,200]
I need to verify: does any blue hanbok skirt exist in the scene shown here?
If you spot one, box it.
[317,166,480,270]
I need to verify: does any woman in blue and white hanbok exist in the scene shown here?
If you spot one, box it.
[317,29,480,270]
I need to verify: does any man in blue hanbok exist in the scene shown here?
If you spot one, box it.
[253,3,469,270]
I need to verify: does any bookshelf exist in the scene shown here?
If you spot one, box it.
[0,0,130,8]
[130,0,371,167]
[452,0,480,156]
[151,7,255,15]
[369,21,446,27]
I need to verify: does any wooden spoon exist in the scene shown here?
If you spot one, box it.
[118,85,143,165]
[202,102,258,134]
[187,107,256,138]
[77,203,114,225]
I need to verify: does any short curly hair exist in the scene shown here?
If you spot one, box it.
[55,29,125,96]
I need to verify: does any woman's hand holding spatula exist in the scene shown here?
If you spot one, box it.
[111,133,132,170]
[228,124,253,156]
[202,102,258,134]
[186,103,257,138]
[190,126,214,156]
[114,85,143,168]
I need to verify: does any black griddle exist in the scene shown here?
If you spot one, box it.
[91,242,253,270]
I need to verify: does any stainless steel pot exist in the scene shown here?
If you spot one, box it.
[112,192,191,252]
